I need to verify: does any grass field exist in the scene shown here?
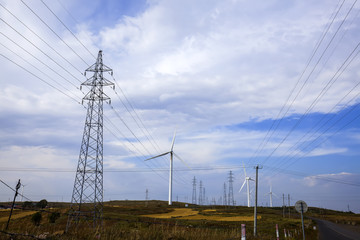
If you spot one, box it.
[0,200,356,239]
[0,210,36,223]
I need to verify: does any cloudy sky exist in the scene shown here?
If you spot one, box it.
[1,0,360,213]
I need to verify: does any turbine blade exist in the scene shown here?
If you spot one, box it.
[273,192,279,198]
[145,152,170,161]
[171,129,177,151]
[239,180,246,193]
[173,152,191,169]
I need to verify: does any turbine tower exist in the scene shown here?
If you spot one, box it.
[239,163,254,207]
[146,130,188,205]
[66,50,114,231]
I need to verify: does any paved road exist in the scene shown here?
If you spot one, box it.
[314,218,360,240]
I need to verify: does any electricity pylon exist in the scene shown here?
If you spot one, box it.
[66,50,114,232]
[199,180,203,205]
[223,182,227,206]
[228,171,234,206]
[192,176,197,204]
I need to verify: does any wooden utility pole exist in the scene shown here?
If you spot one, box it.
[288,194,291,218]
[5,179,21,230]
[282,193,285,217]
[253,165,262,237]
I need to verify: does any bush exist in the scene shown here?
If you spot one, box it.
[49,212,60,223]
[31,212,42,226]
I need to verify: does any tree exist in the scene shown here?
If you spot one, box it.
[36,199,48,209]
[31,212,42,226]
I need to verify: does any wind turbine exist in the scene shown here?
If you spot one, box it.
[239,163,254,207]
[145,130,188,206]
[266,185,278,207]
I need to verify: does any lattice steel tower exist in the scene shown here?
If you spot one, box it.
[223,182,227,206]
[228,171,234,206]
[66,50,114,231]
[192,176,196,204]
[199,180,203,205]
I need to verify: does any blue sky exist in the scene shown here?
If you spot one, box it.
[0,0,360,213]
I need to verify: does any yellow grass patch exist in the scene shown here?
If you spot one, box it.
[0,211,36,222]
[142,208,198,219]
[142,208,261,222]
[179,215,261,221]
[203,209,217,212]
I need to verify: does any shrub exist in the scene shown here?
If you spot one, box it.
[31,212,42,226]
[49,212,61,223]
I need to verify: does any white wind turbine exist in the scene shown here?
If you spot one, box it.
[266,185,278,207]
[239,163,254,207]
[145,130,188,206]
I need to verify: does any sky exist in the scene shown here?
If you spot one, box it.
[0,0,360,213]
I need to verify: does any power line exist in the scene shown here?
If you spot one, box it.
[52,0,184,183]
[0,166,358,187]
[20,0,89,66]
[259,0,359,165]
[0,42,81,101]
[0,31,81,91]
[40,0,97,60]
[264,33,360,171]
[249,0,346,164]
[103,116,169,183]
[274,103,360,174]
[0,17,83,85]
[0,2,84,76]
[0,179,32,201]
[0,52,81,104]
[271,78,360,172]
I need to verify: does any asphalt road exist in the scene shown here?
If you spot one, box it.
[314,218,360,240]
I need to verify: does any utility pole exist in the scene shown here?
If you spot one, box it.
[228,171,234,206]
[192,176,196,204]
[66,50,114,231]
[253,165,262,237]
[5,179,21,231]
[283,194,285,217]
[145,189,149,207]
[223,182,227,206]
[288,194,291,218]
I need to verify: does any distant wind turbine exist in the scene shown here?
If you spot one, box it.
[266,185,278,207]
[145,130,189,206]
[239,163,254,207]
